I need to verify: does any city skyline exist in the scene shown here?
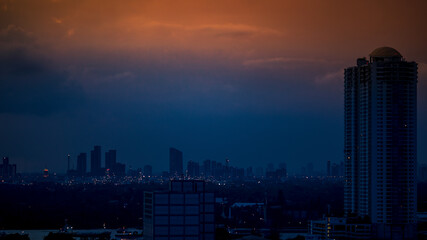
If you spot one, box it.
[0,0,426,174]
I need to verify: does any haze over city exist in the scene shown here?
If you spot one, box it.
[1,0,426,174]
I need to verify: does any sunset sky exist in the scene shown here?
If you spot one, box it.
[1,0,426,173]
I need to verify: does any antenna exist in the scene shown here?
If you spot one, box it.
[67,154,70,173]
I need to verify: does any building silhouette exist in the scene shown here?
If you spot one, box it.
[144,165,153,177]
[143,180,215,240]
[419,164,427,182]
[169,147,183,177]
[90,145,102,175]
[103,149,125,176]
[0,157,16,179]
[246,166,253,177]
[77,153,87,176]
[344,47,417,239]
[186,160,200,177]
[202,159,211,177]
[105,149,116,170]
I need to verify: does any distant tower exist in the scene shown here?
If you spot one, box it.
[307,162,314,176]
[91,145,102,175]
[169,147,183,177]
[327,160,331,177]
[67,154,71,173]
[187,160,200,177]
[0,157,16,179]
[203,159,211,177]
[344,47,417,239]
[77,153,87,176]
[143,165,153,177]
[225,158,230,178]
[105,150,117,170]
[43,168,49,178]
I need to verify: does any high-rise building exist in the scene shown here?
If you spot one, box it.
[77,153,87,176]
[187,160,200,177]
[105,149,116,170]
[307,162,314,176]
[255,167,263,177]
[143,180,215,240]
[67,154,71,172]
[103,149,125,176]
[277,163,287,179]
[246,166,253,177]
[267,163,274,173]
[0,157,17,179]
[91,145,102,175]
[344,47,417,239]
[214,162,224,178]
[114,162,126,176]
[169,147,183,177]
[203,159,211,177]
[419,164,427,182]
[331,163,342,177]
[144,165,153,177]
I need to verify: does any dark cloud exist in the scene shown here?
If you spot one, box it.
[0,25,34,44]
[0,47,85,115]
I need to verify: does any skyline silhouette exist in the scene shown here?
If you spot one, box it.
[0,0,426,174]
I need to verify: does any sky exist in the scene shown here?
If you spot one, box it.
[0,0,426,174]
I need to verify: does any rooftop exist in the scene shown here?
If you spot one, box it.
[369,47,402,58]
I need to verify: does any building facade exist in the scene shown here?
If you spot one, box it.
[344,47,417,239]
[144,180,215,240]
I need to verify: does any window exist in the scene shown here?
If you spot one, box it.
[185,226,199,235]
[170,226,184,235]
[155,206,169,215]
[170,206,184,215]
[204,214,214,223]
[171,194,184,205]
[155,216,168,225]
[185,206,199,215]
[170,216,184,225]
[185,216,199,225]
[204,204,214,213]
[155,194,169,205]
[185,194,199,204]
[155,227,168,235]
[205,224,215,232]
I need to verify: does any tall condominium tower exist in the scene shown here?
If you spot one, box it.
[344,47,417,239]
[170,147,183,177]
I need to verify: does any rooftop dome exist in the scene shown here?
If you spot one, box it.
[369,47,402,58]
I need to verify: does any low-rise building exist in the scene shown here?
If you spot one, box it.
[144,180,215,240]
[309,217,371,240]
